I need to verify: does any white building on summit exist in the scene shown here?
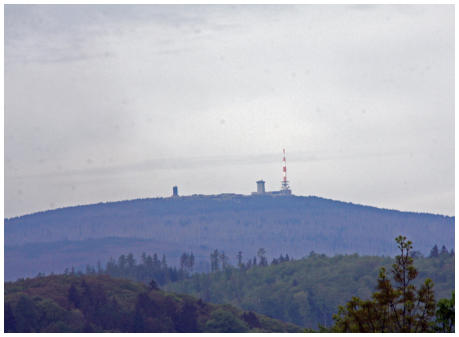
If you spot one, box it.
[256,180,266,194]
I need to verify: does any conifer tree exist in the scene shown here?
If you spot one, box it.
[332,236,436,332]
[180,253,188,271]
[189,252,195,273]
[429,244,439,258]
[440,245,449,256]
[67,283,81,309]
[237,251,243,268]
[161,255,167,269]
[219,251,228,270]
[257,248,268,266]
[210,250,220,272]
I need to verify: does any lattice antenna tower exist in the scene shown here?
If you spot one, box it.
[281,148,290,192]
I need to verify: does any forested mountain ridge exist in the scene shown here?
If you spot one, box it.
[5,194,454,280]
[164,252,455,329]
[4,274,303,333]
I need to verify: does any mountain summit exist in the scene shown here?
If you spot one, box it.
[5,194,454,280]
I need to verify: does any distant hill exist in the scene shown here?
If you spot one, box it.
[165,252,455,329]
[5,194,454,280]
[5,274,303,332]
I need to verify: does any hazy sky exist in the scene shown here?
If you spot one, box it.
[5,5,454,218]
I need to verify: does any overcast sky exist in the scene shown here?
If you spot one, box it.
[5,5,454,218]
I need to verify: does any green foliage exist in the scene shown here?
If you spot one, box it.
[4,302,17,332]
[14,295,39,332]
[435,291,454,332]
[165,245,454,329]
[204,308,249,332]
[4,274,302,333]
[332,236,436,332]
[149,279,159,291]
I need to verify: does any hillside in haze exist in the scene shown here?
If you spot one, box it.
[165,251,454,329]
[5,194,454,280]
[5,274,303,332]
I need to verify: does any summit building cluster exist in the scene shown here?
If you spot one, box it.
[251,179,292,196]
[171,149,292,197]
[252,148,292,196]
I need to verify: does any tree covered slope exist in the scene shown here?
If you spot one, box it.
[164,252,455,329]
[5,194,454,280]
[4,274,303,333]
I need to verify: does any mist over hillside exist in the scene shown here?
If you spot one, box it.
[5,273,303,332]
[5,194,454,281]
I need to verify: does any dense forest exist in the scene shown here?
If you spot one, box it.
[7,241,453,332]
[4,274,303,333]
[164,246,454,329]
[49,242,454,330]
[5,194,454,280]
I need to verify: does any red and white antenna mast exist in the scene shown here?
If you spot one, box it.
[281,148,291,194]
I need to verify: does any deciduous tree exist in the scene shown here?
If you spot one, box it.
[5,302,17,332]
[435,291,454,332]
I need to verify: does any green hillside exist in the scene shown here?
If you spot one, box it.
[4,274,303,333]
[165,252,454,329]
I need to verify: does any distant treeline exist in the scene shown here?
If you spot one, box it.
[56,248,296,286]
[49,243,454,288]
[61,253,187,286]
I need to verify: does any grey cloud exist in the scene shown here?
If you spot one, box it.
[7,149,408,182]
[4,5,454,217]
